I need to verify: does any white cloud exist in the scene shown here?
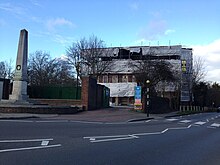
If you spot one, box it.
[165,29,175,35]
[29,0,43,7]
[192,39,220,83]
[46,18,75,32]
[0,3,25,15]
[33,31,75,46]
[52,34,73,45]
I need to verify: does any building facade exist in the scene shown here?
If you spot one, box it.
[82,45,193,106]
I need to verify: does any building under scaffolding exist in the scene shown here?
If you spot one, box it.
[82,45,193,107]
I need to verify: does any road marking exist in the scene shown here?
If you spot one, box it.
[84,135,139,143]
[70,121,104,124]
[84,134,132,139]
[0,120,33,122]
[210,123,220,127]
[41,140,49,146]
[0,144,61,153]
[84,125,193,143]
[179,120,191,124]
[0,138,53,143]
[166,118,179,122]
[36,120,69,123]
[193,121,206,125]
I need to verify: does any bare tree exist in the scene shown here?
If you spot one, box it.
[193,56,207,84]
[66,35,113,78]
[0,60,14,79]
[0,61,6,78]
[28,50,76,86]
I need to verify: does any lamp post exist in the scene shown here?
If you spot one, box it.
[146,80,150,117]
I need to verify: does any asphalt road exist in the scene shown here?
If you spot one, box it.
[1,112,220,165]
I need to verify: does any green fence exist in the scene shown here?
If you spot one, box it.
[103,86,110,108]
[28,86,81,99]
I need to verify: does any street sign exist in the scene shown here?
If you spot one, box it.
[134,86,142,110]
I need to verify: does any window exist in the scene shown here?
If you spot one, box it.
[122,75,127,82]
[132,75,136,82]
[103,75,108,83]
[128,75,132,82]
[112,75,118,83]
[98,75,103,83]
[108,75,112,83]
[118,75,122,82]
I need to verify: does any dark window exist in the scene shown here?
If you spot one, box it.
[118,75,122,82]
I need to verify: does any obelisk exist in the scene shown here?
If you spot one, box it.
[9,29,29,102]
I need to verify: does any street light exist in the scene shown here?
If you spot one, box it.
[146,80,150,117]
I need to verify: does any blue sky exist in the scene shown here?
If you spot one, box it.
[0,0,220,82]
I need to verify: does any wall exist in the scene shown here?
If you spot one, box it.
[28,86,81,99]
[81,76,110,110]
[29,99,81,106]
[0,78,10,99]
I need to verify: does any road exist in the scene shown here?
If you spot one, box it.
[1,112,220,165]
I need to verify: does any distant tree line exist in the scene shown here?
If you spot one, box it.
[28,50,76,86]
[0,60,14,79]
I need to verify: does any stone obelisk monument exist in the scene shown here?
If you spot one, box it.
[9,29,29,102]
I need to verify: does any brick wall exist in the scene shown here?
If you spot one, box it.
[30,99,81,106]
[81,76,109,110]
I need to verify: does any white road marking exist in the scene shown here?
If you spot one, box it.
[0,138,53,143]
[193,121,206,125]
[133,132,162,136]
[0,120,33,122]
[41,140,49,146]
[91,136,138,143]
[36,120,69,123]
[179,120,191,123]
[166,118,179,122]
[70,121,104,124]
[210,123,220,127]
[84,134,139,143]
[84,125,193,143]
[0,144,61,153]
[84,134,132,139]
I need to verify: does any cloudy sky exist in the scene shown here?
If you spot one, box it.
[0,0,220,82]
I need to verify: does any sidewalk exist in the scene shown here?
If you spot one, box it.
[0,106,179,123]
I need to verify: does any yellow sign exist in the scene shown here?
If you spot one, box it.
[181,60,186,72]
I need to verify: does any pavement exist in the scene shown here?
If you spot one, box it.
[0,106,179,123]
